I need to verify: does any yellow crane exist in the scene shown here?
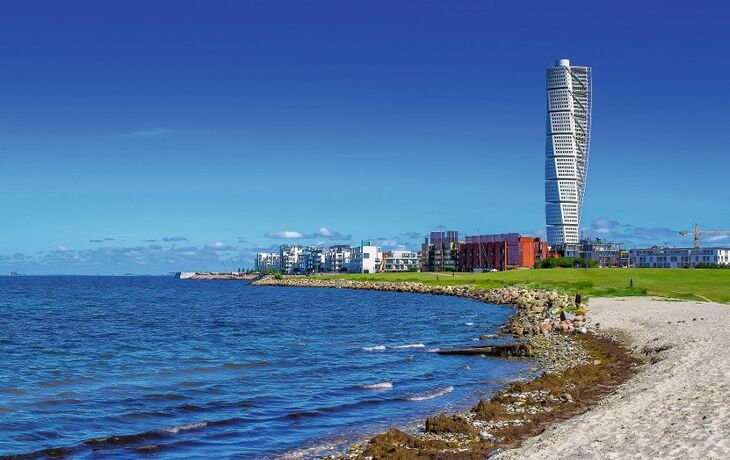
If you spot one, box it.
[678,223,730,248]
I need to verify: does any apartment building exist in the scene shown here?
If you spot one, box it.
[255,252,281,271]
[631,247,730,268]
[421,231,459,272]
[325,244,352,273]
[346,243,382,274]
[458,234,548,271]
[279,244,303,274]
[383,250,419,272]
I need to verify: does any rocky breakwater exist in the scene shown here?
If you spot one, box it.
[252,275,593,341]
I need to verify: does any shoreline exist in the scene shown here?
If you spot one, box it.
[494,297,729,459]
[252,275,637,458]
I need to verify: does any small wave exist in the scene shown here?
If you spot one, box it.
[363,343,424,351]
[391,343,425,349]
[222,361,271,369]
[165,421,208,434]
[426,348,440,353]
[406,386,454,401]
[464,322,475,326]
[86,430,165,447]
[362,345,386,351]
[177,404,206,412]
[0,387,28,395]
[360,381,393,390]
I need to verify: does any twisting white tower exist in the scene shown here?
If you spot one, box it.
[545,58,592,246]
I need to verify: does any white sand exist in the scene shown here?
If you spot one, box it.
[496,297,730,460]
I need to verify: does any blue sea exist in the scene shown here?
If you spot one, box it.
[0,277,534,459]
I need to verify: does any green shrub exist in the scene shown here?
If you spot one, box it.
[541,257,597,269]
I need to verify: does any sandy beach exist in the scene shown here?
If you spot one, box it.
[495,296,730,459]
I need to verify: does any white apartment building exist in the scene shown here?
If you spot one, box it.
[297,246,325,274]
[346,244,382,274]
[279,244,303,274]
[255,252,281,271]
[545,58,592,246]
[383,250,419,272]
[631,247,730,268]
[325,244,352,272]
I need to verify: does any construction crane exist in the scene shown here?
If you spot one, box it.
[678,223,730,248]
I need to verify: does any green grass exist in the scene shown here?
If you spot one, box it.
[325,269,730,303]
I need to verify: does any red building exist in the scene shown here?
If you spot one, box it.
[458,234,548,271]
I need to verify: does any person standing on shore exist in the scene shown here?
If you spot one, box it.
[575,292,582,307]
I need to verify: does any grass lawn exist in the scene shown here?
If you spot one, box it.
[325,269,730,303]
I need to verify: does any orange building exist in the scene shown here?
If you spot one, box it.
[458,234,548,271]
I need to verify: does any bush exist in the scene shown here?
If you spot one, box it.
[273,273,284,280]
[694,263,730,269]
[540,257,597,269]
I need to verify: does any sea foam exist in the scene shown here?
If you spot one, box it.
[165,421,208,434]
[362,343,425,351]
[361,381,393,390]
[362,345,387,351]
[406,386,454,401]
[391,343,425,349]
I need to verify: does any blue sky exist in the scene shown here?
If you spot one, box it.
[1,0,729,274]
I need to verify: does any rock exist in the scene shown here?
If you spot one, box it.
[560,393,573,403]
[539,323,552,335]
[579,327,588,334]
[479,431,495,442]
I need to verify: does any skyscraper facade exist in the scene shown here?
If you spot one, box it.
[545,58,592,246]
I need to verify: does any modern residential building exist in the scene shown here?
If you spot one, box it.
[458,234,548,272]
[324,244,352,272]
[346,242,382,273]
[631,247,730,268]
[383,250,419,272]
[299,246,324,274]
[545,58,592,247]
[421,231,459,272]
[279,244,303,274]
[255,252,281,271]
[579,238,622,267]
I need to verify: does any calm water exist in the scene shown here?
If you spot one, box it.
[0,277,533,459]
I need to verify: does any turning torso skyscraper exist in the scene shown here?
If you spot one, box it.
[545,58,592,246]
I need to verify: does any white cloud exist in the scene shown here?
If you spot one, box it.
[313,227,351,240]
[263,228,351,240]
[264,230,306,239]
